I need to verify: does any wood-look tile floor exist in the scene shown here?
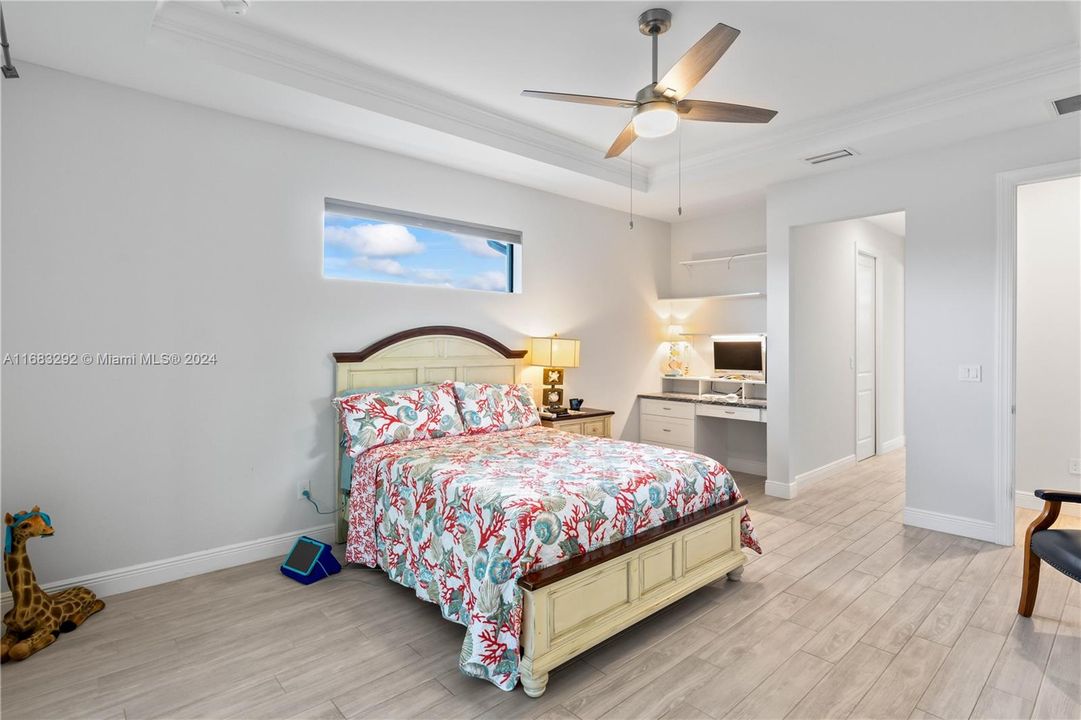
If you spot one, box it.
[3,450,1079,720]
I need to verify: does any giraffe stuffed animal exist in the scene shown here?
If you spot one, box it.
[2,507,105,662]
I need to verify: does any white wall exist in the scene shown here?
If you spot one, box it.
[668,200,767,356]
[666,199,768,473]
[0,64,671,588]
[669,199,767,300]
[766,116,1081,541]
[789,218,904,482]
[1016,175,1081,512]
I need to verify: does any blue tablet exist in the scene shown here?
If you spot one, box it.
[280,535,341,584]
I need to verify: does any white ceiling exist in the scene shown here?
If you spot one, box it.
[242,1,1078,165]
[5,1,1080,220]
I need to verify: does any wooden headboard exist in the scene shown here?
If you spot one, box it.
[332,326,528,542]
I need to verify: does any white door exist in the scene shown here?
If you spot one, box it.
[856,252,877,461]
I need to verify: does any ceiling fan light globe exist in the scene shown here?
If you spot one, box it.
[632,102,678,138]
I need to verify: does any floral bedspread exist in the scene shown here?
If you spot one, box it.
[345,426,759,691]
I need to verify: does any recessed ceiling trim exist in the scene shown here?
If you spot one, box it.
[653,42,1081,180]
[149,4,1080,200]
[150,3,651,192]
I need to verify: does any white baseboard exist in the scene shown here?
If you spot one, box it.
[1015,490,1081,517]
[903,507,1001,544]
[2,523,335,613]
[795,455,857,494]
[764,480,795,499]
[881,435,906,453]
[764,455,857,500]
[725,456,767,477]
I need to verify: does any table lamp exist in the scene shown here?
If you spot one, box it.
[663,324,690,377]
[530,334,580,414]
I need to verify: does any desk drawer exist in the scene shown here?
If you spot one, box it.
[640,415,694,446]
[696,404,762,423]
[640,398,695,419]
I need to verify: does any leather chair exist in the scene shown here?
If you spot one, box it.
[1019,489,1081,616]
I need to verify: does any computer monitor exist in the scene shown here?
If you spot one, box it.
[713,335,766,381]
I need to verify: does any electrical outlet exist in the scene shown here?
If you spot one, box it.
[297,479,310,500]
[1070,459,1081,476]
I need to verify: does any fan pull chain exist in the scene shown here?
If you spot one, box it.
[677,119,683,216]
[629,144,635,230]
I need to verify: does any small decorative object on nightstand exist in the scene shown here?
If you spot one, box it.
[539,408,613,438]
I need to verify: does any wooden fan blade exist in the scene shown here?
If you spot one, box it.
[677,99,777,123]
[656,23,740,101]
[521,90,638,108]
[605,121,638,158]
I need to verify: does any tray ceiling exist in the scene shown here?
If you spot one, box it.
[5,1,1079,220]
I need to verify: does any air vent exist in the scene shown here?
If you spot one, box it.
[803,148,857,165]
[1053,94,1081,116]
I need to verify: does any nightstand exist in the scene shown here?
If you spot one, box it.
[539,408,614,438]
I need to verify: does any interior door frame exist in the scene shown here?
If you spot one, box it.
[993,158,1081,546]
[854,248,880,460]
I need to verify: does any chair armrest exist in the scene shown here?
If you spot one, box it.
[1035,489,1081,504]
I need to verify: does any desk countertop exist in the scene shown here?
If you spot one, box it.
[638,392,767,411]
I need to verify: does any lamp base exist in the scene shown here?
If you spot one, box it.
[542,385,565,409]
[545,405,570,416]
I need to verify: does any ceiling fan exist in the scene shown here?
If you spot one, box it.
[522,8,777,158]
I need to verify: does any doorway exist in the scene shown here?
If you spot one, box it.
[994,162,1081,540]
[788,211,905,486]
[1016,175,1081,518]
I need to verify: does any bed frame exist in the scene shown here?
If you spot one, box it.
[333,326,748,697]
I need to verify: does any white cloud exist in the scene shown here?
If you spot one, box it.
[325,223,424,257]
[412,268,454,283]
[354,259,456,285]
[462,270,508,292]
[454,234,505,259]
[356,257,406,276]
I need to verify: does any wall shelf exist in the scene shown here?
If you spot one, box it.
[679,250,767,268]
[658,291,765,301]
[661,375,766,385]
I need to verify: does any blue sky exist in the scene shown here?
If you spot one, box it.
[323,212,511,292]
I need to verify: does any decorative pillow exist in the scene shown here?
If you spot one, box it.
[453,382,540,434]
[333,382,464,457]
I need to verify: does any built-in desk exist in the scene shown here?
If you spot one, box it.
[638,392,767,474]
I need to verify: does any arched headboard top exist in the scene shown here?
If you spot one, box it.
[333,325,527,364]
[333,326,529,397]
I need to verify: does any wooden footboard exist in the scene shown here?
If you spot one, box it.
[516,498,748,697]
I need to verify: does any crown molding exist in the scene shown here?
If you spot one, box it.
[653,43,1081,180]
[149,3,1079,201]
[149,2,650,192]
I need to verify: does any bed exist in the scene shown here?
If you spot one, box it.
[333,326,759,697]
